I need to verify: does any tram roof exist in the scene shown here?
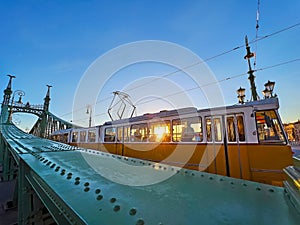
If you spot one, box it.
[103,98,279,126]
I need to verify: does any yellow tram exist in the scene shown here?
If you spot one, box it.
[51,97,293,186]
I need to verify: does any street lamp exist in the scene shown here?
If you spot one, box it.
[262,80,275,99]
[8,90,25,122]
[237,87,246,104]
[86,105,92,127]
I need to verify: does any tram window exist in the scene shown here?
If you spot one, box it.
[80,131,86,142]
[149,121,171,142]
[226,116,236,142]
[63,133,69,143]
[124,126,130,142]
[88,130,96,142]
[173,117,202,142]
[104,127,116,142]
[72,132,78,143]
[237,115,245,142]
[255,110,285,144]
[117,127,123,142]
[206,118,212,142]
[130,123,148,142]
[214,118,222,142]
[206,117,222,142]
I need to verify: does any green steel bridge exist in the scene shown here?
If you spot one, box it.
[1,76,300,225]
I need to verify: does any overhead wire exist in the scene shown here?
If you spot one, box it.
[59,21,300,121]
[70,56,300,124]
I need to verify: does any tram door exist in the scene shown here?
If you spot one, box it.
[205,116,227,176]
[225,114,248,179]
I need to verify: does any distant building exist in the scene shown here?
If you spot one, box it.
[284,120,300,144]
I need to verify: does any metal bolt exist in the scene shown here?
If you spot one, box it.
[97,195,103,201]
[136,219,145,225]
[110,198,116,203]
[113,205,120,212]
[129,208,137,216]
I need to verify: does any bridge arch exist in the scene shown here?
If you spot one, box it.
[1,75,78,138]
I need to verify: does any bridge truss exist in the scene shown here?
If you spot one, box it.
[1,75,78,138]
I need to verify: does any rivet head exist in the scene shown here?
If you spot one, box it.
[84,187,90,192]
[95,189,101,194]
[110,198,116,203]
[113,205,120,212]
[97,195,103,201]
[84,182,89,187]
[129,208,137,216]
[136,219,145,225]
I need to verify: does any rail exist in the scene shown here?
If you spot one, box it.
[1,123,300,224]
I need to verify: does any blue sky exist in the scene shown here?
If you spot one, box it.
[1,0,300,130]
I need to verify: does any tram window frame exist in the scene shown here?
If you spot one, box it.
[236,114,245,142]
[123,126,130,142]
[80,130,87,142]
[104,127,116,142]
[149,121,171,142]
[255,110,286,144]
[71,131,78,143]
[226,116,236,142]
[88,129,96,142]
[213,117,223,142]
[117,127,123,142]
[130,123,148,142]
[63,133,69,143]
[225,114,245,143]
[172,117,203,142]
[205,116,223,143]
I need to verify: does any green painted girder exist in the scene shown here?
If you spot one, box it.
[20,151,300,225]
[1,123,300,224]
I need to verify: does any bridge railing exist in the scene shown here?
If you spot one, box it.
[10,102,44,111]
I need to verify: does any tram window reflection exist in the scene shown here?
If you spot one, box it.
[256,110,285,144]
[206,118,212,142]
[237,115,245,142]
[149,121,171,142]
[104,127,116,142]
[130,123,148,142]
[214,117,222,142]
[117,127,122,142]
[72,132,78,143]
[124,126,130,142]
[173,117,202,142]
[226,116,236,142]
[80,130,86,142]
[88,130,96,142]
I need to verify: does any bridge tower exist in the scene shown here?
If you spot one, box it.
[1,76,78,138]
[1,75,15,123]
[38,85,52,138]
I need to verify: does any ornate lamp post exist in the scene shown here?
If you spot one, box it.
[237,87,246,104]
[86,105,92,127]
[262,80,276,99]
[8,90,25,122]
